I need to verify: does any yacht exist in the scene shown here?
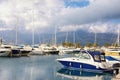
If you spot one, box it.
[1,44,20,57]
[0,48,11,57]
[18,45,32,56]
[31,45,43,55]
[58,46,74,55]
[57,50,120,73]
[40,44,59,55]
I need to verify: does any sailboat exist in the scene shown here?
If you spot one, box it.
[58,31,77,55]
[0,28,20,57]
[30,10,44,55]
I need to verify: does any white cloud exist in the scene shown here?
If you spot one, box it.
[58,22,120,33]
[0,0,120,33]
[0,27,12,31]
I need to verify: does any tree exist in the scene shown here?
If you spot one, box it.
[75,42,81,48]
[62,42,74,47]
[86,42,92,47]
[104,43,111,47]
[62,42,66,47]
[93,42,98,47]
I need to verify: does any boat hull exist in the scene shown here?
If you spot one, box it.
[20,50,31,56]
[58,60,114,73]
[0,48,11,57]
[11,49,20,57]
[0,51,10,57]
[43,50,59,55]
[31,51,44,55]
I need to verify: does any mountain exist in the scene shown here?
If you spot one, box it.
[56,30,117,46]
[0,30,117,46]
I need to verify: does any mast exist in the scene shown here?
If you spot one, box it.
[65,31,68,42]
[117,28,120,46]
[15,14,18,45]
[32,7,35,46]
[94,31,97,44]
[73,31,75,44]
[15,25,18,45]
[54,27,57,46]
[32,25,34,46]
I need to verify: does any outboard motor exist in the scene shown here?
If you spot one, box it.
[112,63,120,75]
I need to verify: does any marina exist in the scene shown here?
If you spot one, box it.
[0,0,119,80]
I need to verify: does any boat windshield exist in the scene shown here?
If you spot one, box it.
[79,53,91,59]
[34,46,39,48]
[94,54,106,62]
[94,55,100,62]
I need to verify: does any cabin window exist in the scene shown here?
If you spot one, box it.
[94,55,100,62]
[100,55,106,62]
[79,53,90,59]
[34,46,38,48]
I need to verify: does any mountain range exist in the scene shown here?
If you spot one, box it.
[1,30,118,46]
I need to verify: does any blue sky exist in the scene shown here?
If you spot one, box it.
[64,0,89,8]
[0,0,120,34]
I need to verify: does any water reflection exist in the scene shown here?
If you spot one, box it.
[0,55,115,80]
[0,56,57,80]
[56,68,113,80]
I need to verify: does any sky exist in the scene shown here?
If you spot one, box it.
[0,0,120,34]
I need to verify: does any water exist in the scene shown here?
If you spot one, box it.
[0,55,115,80]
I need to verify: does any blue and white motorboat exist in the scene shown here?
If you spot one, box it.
[57,50,120,73]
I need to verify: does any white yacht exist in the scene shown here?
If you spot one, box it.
[31,45,43,55]
[0,48,11,57]
[18,45,32,56]
[40,44,59,55]
[1,44,20,57]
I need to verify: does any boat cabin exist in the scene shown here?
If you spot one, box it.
[79,50,106,62]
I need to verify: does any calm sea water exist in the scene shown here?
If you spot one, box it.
[0,55,114,80]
